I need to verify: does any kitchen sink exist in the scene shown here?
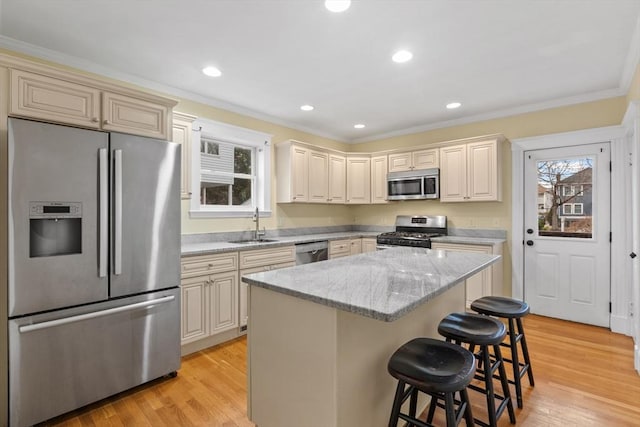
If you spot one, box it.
[228,239,279,244]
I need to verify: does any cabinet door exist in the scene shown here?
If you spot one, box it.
[388,152,412,172]
[291,146,309,202]
[350,239,362,255]
[209,271,239,334]
[180,276,209,344]
[309,150,329,203]
[439,144,467,202]
[467,140,501,201]
[328,154,346,203]
[370,155,388,204]
[362,238,377,253]
[173,112,197,199]
[102,91,170,140]
[412,149,439,169]
[10,69,101,129]
[431,243,492,307]
[346,157,371,204]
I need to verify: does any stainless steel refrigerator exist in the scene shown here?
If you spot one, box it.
[7,118,181,427]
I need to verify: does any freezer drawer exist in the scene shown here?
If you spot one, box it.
[9,288,180,427]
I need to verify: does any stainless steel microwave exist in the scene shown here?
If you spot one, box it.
[387,168,439,200]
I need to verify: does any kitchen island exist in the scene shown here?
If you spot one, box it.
[243,247,500,427]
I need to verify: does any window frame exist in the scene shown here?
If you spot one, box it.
[190,118,272,218]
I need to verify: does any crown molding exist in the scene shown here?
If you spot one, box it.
[0,36,347,143]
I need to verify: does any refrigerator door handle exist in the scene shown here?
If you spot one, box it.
[18,295,175,333]
[99,148,108,278]
[114,149,123,275]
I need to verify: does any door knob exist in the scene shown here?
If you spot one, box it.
[526,240,534,246]
[526,229,534,234]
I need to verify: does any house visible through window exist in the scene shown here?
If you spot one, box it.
[190,118,272,218]
[200,139,254,206]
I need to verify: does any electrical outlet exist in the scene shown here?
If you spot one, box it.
[277,216,284,227]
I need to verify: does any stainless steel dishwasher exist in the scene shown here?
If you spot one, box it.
[295,241,329,265]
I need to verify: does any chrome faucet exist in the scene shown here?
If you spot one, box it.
[253,207,266,241]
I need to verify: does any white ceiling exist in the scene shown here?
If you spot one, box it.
[1,0,639,143]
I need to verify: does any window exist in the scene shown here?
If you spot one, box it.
[190,118,272,218]
[561,203,585,215]
[573,203,583,215]
[563,185,575,196]
[563,204,572,214]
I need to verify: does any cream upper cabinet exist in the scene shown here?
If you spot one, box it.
[440,139,501,202]
[277,141,347,204]
[277,142,310,203]
[308,150,329,203]
[346,156,371,204]
[172,112,197,199]
[370,155,388,204]
[10,69,101,129]
[101,91,170,139]
[388,148,439,172]
[328,154,346,204]
[9,68,175,139]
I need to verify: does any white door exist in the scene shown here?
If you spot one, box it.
[524,143,610,327]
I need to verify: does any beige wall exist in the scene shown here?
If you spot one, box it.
[628,62,640,104]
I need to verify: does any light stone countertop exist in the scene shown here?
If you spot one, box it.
[180,231,505,256]
[181,231,380,256]
[242,246,500,322]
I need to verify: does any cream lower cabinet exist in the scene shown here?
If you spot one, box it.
[329,239,351,259]
[431,242,503,307]
[180,252,239,346]
[239,246,296,327]
[362,238,377,253]
[350,239,362,255]
[10,68,175,139]
[439,139,502,202]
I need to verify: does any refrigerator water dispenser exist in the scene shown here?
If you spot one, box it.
[29,202,82,257]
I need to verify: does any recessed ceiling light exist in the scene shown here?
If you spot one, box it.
[446,102,462,109]
[325,0,351,13]
[392,50,413,63]
[354,124,365,129]
[300,105,314,111]
[202,66,222,77]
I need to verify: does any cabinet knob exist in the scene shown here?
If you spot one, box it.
[292,197,297,200]
[208,263,214,267]
[91,117,99,123]
[104,119,110,125]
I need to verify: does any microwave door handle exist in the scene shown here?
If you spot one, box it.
[98,149,108,278]
[114,149,123,276]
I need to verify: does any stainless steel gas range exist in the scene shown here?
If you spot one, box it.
[376,215,447,249]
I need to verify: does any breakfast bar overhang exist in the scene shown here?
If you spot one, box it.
[243,247,501,427]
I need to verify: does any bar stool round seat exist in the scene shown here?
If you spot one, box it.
[387,337,475,427]
[470,296,530,318]
[470,296,535,410]
[438,312,506,346]
[435,312,516,427]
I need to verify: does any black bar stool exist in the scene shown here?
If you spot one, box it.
[471,296,535,409]
[387,337,476,427]
[436,312,516,427]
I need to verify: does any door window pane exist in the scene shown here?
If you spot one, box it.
[537,157,593,238]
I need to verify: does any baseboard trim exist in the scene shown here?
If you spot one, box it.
[610,315,632,336]
[635,343,640,374]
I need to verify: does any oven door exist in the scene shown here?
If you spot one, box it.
[387,177,424,200]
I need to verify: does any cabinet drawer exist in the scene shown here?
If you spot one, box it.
[181,252,238,277]
[329,239,350,257]
[10,69,101,128]
[239,246,295,269]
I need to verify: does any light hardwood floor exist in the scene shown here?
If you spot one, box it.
[40,315,640,426]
